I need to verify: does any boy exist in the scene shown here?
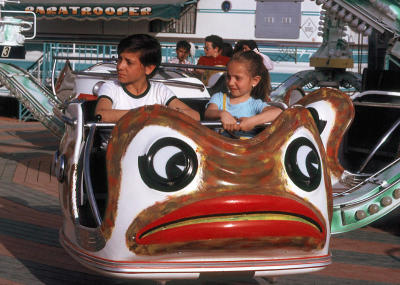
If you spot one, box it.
[169,40,191,65]
[95,34,200,122]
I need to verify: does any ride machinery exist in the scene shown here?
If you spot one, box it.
[272,0,400,98]
[0,0,400,281]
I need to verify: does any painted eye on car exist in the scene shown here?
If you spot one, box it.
[307,107,327,134]
[284,137,322,192]
[138,137,198,192]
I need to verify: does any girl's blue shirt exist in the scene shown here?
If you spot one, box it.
[206,92,269,118]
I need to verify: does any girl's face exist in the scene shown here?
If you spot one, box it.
[117,51,155,85]
[226,60,260,99]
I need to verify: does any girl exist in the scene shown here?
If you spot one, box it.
[205,51,281,138]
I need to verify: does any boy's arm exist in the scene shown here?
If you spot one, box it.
[95,97,129,123]
[168,98,200,121]
[238,106,282,131]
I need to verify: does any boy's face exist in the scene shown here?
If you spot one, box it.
[176,47,189,62]
[117,51,156,85]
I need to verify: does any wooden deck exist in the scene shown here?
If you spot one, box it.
[0,117,399,285]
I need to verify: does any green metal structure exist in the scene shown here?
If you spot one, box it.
[271,0,400,98]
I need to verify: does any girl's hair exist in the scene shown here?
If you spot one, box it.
[228,51,271,100]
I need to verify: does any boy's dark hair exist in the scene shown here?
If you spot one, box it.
[233,40,245,54]
[229,51,271,100]
[233,40,259,54]
[176,40,191,53]
[117,34,161,73]
[205,34,224,51]
[243,40,258,51]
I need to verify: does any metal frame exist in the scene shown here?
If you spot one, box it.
[82,124,102,227]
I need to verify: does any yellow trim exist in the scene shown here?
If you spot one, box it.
[223,93,227,111]
[140,213,320,238]
[310,57,354,68]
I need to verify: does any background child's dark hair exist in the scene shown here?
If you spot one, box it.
[233,40,258,54]
[229,51,271,100]
[176,40,191,53]
[117,34,161,76]
[222,42,233,57]
[243,40,258,51]
[233,40,245,54]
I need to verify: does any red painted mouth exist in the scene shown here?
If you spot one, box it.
[134,195,326,246]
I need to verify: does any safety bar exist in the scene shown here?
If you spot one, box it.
[52,56,227,71]
[351,90,400,101]
[84,121,272,129]
[357,117,400,173]
[353,101,400,109]
[151,78,205,91]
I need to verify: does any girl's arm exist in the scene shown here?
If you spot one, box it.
[168,98,200,121]
[205,103,239,131]
[95,97,129,123]
[238,106,282,131]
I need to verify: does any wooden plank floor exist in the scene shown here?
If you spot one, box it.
[0,117,399,285]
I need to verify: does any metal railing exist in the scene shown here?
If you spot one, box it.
[42,42,118,85]
[41,42,201,86]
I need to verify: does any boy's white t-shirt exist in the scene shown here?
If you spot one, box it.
[97,80,177,110]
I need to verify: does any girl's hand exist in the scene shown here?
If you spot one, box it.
[238,117,256,131]
[220,111,239,131]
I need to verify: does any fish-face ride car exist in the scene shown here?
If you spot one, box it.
[1,61,400,280]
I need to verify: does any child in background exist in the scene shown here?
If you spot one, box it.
[205,51,281,138]
[169,40,192,65]
[233,40,274,71]
[95,34,199,123]
[222,42,233,58]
